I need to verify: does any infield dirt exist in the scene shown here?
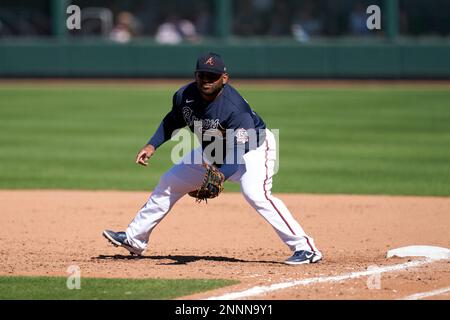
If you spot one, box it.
[0,190,449,299]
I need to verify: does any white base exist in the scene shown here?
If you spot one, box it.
[387,245,450,260]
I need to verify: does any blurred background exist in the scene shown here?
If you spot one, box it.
[0,0,449,78]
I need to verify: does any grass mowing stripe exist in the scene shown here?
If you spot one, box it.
[0,276,238,300]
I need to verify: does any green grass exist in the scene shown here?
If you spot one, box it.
[0,276,237,300]
[0,84,449,196]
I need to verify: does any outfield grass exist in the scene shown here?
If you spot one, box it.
[0,276,237,300]
[0,85,449,196]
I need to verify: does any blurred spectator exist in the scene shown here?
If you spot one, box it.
[110,11,142,43]
[349,2,370,36]
[155,14,199,44]
[291,1,324,42]
[1,0,449,39]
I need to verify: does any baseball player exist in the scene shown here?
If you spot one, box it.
[103,52,322,265]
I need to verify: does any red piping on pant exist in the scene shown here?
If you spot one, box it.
[263,138,316,253]
[263,139,296,235]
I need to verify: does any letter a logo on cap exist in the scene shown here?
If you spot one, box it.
[205,57,214,66]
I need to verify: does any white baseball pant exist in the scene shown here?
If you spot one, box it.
[126,129,320,255]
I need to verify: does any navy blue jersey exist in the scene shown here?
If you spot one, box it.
[148,82,266,179]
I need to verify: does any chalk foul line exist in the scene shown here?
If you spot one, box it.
[206,258,438,300]
[399,286,450,300]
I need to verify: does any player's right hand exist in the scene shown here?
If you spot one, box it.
[136,144,155,167]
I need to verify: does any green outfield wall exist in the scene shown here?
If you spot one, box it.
[1,40,449,78]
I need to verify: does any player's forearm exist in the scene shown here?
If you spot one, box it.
[148,113,179,149]
[148,122,168,149]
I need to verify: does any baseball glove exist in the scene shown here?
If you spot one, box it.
[188,164,225,203]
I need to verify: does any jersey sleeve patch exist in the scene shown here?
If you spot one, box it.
[235,128,249,144]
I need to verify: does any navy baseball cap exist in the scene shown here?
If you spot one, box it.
[195,52,227,74]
